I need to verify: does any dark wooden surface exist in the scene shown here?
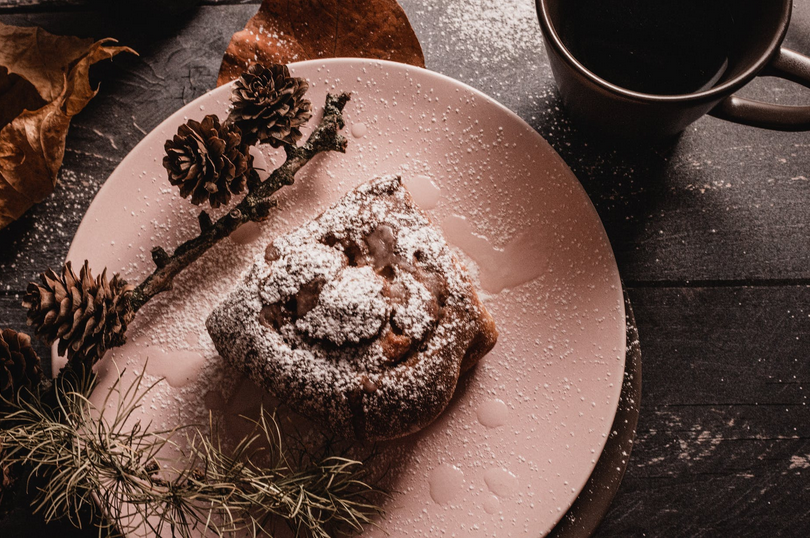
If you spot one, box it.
[1,1,809,537]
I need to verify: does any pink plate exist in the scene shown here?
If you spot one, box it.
[57,59,625,537]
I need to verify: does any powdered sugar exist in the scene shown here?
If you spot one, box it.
[259,242,342,304]
[391,272,434,341]
[298,266,389,345]
[442,0,543,69]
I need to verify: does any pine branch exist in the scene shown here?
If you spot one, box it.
[0,369,382,537]
[129,92,350,313]
[22,67,348,372]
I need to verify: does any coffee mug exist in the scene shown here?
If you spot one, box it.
[536,0,810,139]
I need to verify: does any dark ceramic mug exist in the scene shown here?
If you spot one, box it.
[536,0,810,139]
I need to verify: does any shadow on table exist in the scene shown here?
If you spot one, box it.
[524,83,683,273]
[0,502,98,538]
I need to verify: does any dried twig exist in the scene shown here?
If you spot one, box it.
[130,92,350,313]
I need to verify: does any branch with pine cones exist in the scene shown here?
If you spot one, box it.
[0,63,380,535]
[22,63,348,375]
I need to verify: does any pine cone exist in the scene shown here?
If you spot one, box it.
[163,114,256,209]
[23,261,134,367]
[228,63,313,147]
[0,329,43,408]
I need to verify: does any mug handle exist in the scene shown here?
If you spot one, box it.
[709,48,810,131]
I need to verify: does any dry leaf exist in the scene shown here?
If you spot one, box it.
[217,0,425,86]
[0,22,135,230]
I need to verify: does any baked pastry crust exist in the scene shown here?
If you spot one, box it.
[206,176,497,441]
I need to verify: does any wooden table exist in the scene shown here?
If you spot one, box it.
[1,1,808,536]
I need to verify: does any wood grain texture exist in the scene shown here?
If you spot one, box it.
[606,285,810,538]
[0,1,808,536]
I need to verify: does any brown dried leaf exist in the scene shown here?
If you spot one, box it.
[0,22,135,230]
[217,0,425,86]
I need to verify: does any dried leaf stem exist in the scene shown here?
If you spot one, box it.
[129,92,351,313]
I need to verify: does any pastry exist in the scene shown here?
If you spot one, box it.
[206,176,498,441]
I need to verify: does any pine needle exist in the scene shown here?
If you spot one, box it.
[0,369,383,537]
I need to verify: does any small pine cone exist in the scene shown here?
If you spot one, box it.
[163,114,256,209]
[229,63,313,147]
[22,261,134,367]
[0,329,43,408]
